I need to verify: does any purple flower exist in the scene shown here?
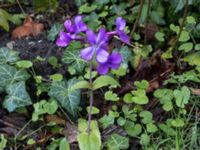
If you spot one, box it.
[107,17,130,44]
[80,28,109,63]
[56,16,87,47]
[97,52,122,75]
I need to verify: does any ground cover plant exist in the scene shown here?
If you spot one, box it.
[0,0,200,149]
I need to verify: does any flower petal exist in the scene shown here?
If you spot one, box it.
[96,28,107,45]
[119,31,130,44]
[74,16,87,32]
[109,52,122,64]
[86,29,96,44]
[80,46,94,61]
[64,19,74,33]
[56,31,71,47]
[96,48,109,63]
[116,17,126,31]
[97,64,109,75]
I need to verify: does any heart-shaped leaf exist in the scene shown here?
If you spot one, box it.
[0,47,19,64]
[49,78,81,117]
[3,82,32,112]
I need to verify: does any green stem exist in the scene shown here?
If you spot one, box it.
[86,61,94,134]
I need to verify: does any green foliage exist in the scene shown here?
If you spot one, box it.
[32,0,59,12]
[32,100,58,121]
[49,78,81,117]
[3,81,32,112]
[77,119,101,150]
[0,134,7,149]
[104,91,119,101]
[106,133,129,150]
[16,60,33,68]
[0,47,19,64]
[48,23,63,41]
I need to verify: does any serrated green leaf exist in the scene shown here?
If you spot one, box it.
[93,75,120,90]
[0,47,19,64]
[49,78,80,117]
[106,134,129,150]
[0,64,30,89]
[3,82,32,112]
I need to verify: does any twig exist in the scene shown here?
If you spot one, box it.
[130,0,144,37]
[16,0,26,14]
[86,61,94,134]
[0,3,16,8]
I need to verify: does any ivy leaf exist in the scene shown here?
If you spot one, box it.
[0,47,19,64]
[173,86,190,108]
[178,42,193,52]
[49,78,81,117]
[62,49,86,73]
[0,64,30,89]
[3,82,32,112]
[48,23,63,41]
[93,75,120,90]
[106,134,129,150]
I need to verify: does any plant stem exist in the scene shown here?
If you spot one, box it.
[86,61,93,134]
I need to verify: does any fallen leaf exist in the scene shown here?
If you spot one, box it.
[63,122,78,143]
[45,115,66,125]
[191,88,200,96]
[147,80,159,93]
[12,15,44,39]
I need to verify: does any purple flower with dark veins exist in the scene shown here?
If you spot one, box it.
[107,17,130,44]
[56,16,87,47]
[97,51,122,75]
[80,28,109,63]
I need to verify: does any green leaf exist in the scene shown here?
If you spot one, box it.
[70,80,91,91]
[171,118,184,127]
[59,138,70,150]
[104,91,119,101]
[123,93,132,103]
[184,52,200,66]
[0,134,7,149]
[132,89,149,105]
[48,23,63,41]
[49,78,81,117]
[86,106,100,115]
[179,31,190,42]
[93,75,120,90]
[140,134,150,146]
[125,121,142,137]
[173,86,190,108]
[146,123,158,133]
[195,44,200,51]
[178,42,193,52]
[16,60,33,68]
[186,16,196,24]
[134,80,149,89]
[79,3,97,13]
[155,32,165,41]
[0,8,12,31]
[139,111,153,124]
[0,64,30,89]
[50,74,63,82]
[62,49,86,73]
[106,133,129,150]
[3,82,32,112]
[99,115,115,129]
[159,124,176,136]
[77,119,101,150]
[0,47,19,64]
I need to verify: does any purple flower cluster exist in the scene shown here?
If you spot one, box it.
[56,16,129,74]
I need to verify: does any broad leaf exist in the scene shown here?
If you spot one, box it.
[49,78,81,117]
[62,49,86,73]
[0,64,30,89]
[106,133,129,150]
[3,82,32,112]
[70,80,91,91]
[0,47,19,64]
[93,75,120,90]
